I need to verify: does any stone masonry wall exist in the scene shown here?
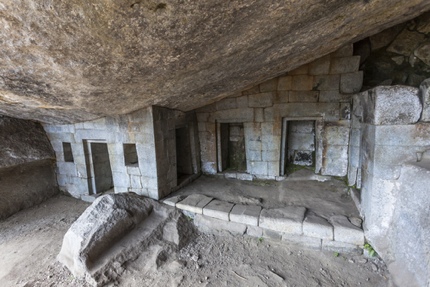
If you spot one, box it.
[44,107,160,199]
[348,84,430,287]
[44,106,199,201]
[196,44,361,178]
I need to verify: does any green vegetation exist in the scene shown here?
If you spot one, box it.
[364,243,377,257]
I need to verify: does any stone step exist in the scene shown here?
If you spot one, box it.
[163,194,365,254]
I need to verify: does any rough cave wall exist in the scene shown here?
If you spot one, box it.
[0,116,57,220]
[348,84,430,287]
[43,106,199,200]
[356,11,430,90]
[196,45,358,179]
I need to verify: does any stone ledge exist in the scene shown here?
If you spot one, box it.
[202,200,234,221]
[176,194,213,214]
[259,206,306,235]
[229,204,262,226]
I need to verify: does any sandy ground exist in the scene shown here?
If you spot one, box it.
[0,180,392,287]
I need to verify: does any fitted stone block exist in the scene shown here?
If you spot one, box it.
[319,90,351,103]
[313,75,339,91]
[249,161,268,175]
[292,75,314,91]
[246,225,263,237]
[248,92,274,108]
[289,91,319,102]
[259,78,278,92]
[340,71,363,94]
[371,86,421,125]
[216,98,237,110]
[282,234,322,250]
[330,56,360,74]
[203,200,234,220]
[322,240,362,254]
[419,79,430,122]
[277,76,292,90]
[176,194,213,214]
[309,55,330,75]
[236,173,254,181]
[259,206,306,235]
[330,215,364,245]
[333,44,353,57]
[321,145,349,177]
[162,195,186,207]
[303,214,333,240]
[289,65,308,75]
[229,204,262,226]
[194,214,247,235]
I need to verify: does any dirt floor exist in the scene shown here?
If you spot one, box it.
[0,191,392,286]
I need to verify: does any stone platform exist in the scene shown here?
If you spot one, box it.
[163,193,364,254]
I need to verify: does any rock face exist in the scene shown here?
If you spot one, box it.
[360,12,430,89]
[0,0,429,123]
[0,115,57,220]
[57,193,195,286]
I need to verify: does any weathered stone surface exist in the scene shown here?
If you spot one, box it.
[259,206,306,235]
[162,195,186,207]
[1,1,429,123]
[322,240,363,255]
[282,234,322,250]
[414,42,430,66]
[370,86,421,125]
[303,213,333,240]
[420,78,430,122]
[229,204,262,226]
[57,193,154,278]
[387,29,426,56]
[202,200,234,221]
[176,194,213,214]
[330,215,364,245]
[194,214,247,236]
[246,225,263,237]
[340,72,363,94]
[0,116,54,168]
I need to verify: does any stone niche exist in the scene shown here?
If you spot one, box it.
[43,106,201,201]
[348,83,430,287]
[196,44,359,180]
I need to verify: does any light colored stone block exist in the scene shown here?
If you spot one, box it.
[330,215,364,245]
[249,161,268,175]
[236,173,254,181]
[340,71,363,94]
[262,228,282,240]
[289,65,308,75]
[162,195,186,207]
[419,78,430,122]
[229,204,262,226]
[176,194,213,214]
[194,214,247,235]
[322,240,362,255]
[246,225,263,237]
[319,90,351,103]
[309,55,330,75]
[303,213,333,240]
[371,86,421,125]
[259,206,306,235]
[321,145,349,177]
[282,234,322,250]
[203,200,234,221]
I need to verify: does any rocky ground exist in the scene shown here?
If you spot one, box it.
[0,193,392,287]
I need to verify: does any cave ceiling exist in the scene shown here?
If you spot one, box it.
[1,0,429,124]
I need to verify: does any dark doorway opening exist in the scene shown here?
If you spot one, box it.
[283,120,316,175]
[219,123,247,172]
[176,126,193,185]
[90,142,114,194]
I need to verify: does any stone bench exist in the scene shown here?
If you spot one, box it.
[162,194,364,254]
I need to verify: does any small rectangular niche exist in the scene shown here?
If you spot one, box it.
[62,142,74,162]
[123,143,138,166]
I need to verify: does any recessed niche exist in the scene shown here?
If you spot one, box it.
[123,143,138,166]
[62,142,74,162]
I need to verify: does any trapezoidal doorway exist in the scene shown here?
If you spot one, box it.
[175,126,194,185]
[84,140,114,194]
[217,123,247,172]
[280,118,323,176]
